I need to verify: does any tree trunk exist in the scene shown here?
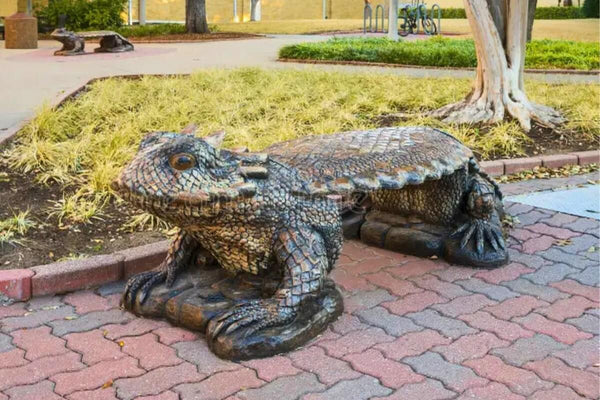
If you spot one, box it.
[527,0,537,42]
[431,0,563,132]
[186,0,209,34]
[250,0,261,21]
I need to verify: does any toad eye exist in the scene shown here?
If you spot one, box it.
[169,153,196,171]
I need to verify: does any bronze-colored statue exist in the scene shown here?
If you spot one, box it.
[113,126,507,360]
[51,28,134,56]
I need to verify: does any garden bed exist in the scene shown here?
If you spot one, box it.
[0,69,598,270]
[0,162,165,269]
[39,31,263,43]
[279,37,600,71]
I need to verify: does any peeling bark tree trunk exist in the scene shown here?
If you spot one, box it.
[527,0,537,42]
[432,0,564,132]
[250,0,261,21]
[186,0,209,34]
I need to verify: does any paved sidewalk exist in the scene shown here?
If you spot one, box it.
[0,176,598,400]
[1,35,597,135]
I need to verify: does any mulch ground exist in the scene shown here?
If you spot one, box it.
[0,164,165,270]
[38,32,263,43]
[0,173,597,399]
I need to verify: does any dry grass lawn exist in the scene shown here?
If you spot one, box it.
[3,69,598,223]
[218,18,600,42]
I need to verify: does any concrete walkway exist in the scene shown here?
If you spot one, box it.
[0,35,597,136]
[0,174,598,400]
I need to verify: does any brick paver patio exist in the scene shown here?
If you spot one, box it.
[0,175,598,400]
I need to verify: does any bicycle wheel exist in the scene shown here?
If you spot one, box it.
[422,16,437,35]
[399,9,410,37]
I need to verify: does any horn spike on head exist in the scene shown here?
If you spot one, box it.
[181,123,198,135]
[204,129,226,148]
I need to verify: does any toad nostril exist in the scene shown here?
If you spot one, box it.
[110,180,121,192]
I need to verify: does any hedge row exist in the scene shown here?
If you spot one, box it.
[439,6,592,19]
[279,37,600,71]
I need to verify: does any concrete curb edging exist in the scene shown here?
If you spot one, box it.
[0,241,169,301]
[480,150,599,177]
[278,58,600,76]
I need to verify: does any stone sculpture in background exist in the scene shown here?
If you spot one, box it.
[51,28,134,56]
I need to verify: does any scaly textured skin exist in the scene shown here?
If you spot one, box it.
[113,131,342,342]
[266,127,508,268]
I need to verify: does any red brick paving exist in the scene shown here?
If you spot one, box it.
[483,295,549,320]
[457,382,525,400]
[536,295,597,321]
[551,279,600,302]
[64,329,126,365]
[120,333,181,369]
[243,355,301,382]
[474,262,534,284]
[11,326,68,360]
[288,345,361,385]
[344,349,425,388]
[514,313,593,344]
[0,188,598,400]
[374,329,451,361]
[525,357,599,398]
[382,290,446,315]
[51,356,145,396]
[464,355,553,396]
[459,311,536,341]
[432,332,509,363]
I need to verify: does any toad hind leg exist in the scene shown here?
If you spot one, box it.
[206,226,329,341]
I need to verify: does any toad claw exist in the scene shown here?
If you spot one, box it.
[207,299,295,340]
[121,269,167,309]
[452,219,505,255]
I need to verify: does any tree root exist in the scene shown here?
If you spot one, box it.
[430,94,565,133]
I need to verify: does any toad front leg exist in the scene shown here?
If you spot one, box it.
[207,226,329,341]
[447,163,508,268]
[122,230,202,308]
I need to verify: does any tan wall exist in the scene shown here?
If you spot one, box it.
[262,0,322,20]
[128,0,324,23]
[1,0,574,23]
[1,0,47,17]
[330,0,386,19]
[1,0,19,16]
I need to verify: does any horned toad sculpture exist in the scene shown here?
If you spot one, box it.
[51,28,134,56]
[113,126,507,360]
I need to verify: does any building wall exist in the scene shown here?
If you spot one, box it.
[0,0,575,22]
[128,0,325,23]
[1,0,48,17]
[1,0,19,16]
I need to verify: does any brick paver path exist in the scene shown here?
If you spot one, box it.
[1,176,598,400]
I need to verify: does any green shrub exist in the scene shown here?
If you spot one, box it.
[440,8,466,19]
[36,0,127,31]
[534,6,583,19]
[582,0,600,17]
[114,23,188,37]
[279,37,600,71]
[440,6,587,19]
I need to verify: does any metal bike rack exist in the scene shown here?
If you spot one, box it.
[430,3,441,34]
[375,4,386,33]
[363,4,373,33]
